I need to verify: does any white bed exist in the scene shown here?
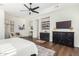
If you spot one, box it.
[0,38,38,56]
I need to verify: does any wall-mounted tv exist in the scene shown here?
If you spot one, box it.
[56,20,71,29]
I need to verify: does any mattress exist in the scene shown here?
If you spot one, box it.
[0,38,38,56]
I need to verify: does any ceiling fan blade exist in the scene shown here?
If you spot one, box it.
[24,4,30,10]
[32,10,39,13]
[32,6,39,10]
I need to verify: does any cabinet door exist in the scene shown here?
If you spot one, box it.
[64,32,74,47]
[59,32,65,44]
[66,32,74,42]
[40,33,49,41]
[53,32,61,43]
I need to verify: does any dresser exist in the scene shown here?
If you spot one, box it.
[53,31,74,47]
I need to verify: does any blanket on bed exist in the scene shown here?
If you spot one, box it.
[0,38,38,56]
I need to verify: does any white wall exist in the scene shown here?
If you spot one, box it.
[31,4,79,47]
[14,17,30,37]
[5,13,30,37]
[0,9,5,39]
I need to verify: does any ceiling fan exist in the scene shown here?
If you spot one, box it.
[21,3,39,15]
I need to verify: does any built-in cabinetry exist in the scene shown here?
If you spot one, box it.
[41,21,50,30]
[40,32,49,41]
[53,31,74,47]
[41,17,50,30]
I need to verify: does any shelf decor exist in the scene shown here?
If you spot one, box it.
[41,17,50,30]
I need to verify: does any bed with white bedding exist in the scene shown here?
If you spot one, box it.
[0,38,38,56]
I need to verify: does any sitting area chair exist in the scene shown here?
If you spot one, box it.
[10,32,20,38]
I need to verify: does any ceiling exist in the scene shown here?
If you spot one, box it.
[0,3,60,17]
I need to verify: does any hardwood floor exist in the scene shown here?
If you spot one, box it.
[23,37,79,56]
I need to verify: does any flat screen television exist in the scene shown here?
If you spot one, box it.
[56,21,71,29]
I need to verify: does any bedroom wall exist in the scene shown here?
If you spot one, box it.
[0,9,5,39]
[31,4,79,47]
[5,13,30,38]
[14,17,30,37]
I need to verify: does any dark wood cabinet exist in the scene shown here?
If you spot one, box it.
[53,32,74,47]
[40,33,49,42]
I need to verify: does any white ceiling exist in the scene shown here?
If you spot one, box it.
[0,3,60,17]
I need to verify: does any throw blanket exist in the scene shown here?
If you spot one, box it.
[0,43,16,56]
[0,38,38,56]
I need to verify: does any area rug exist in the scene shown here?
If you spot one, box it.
[37,45,55,56]
[36,40,46,44]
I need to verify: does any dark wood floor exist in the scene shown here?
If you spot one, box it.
[23,37,79,56]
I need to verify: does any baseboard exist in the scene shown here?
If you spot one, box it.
[74,45,79,48]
